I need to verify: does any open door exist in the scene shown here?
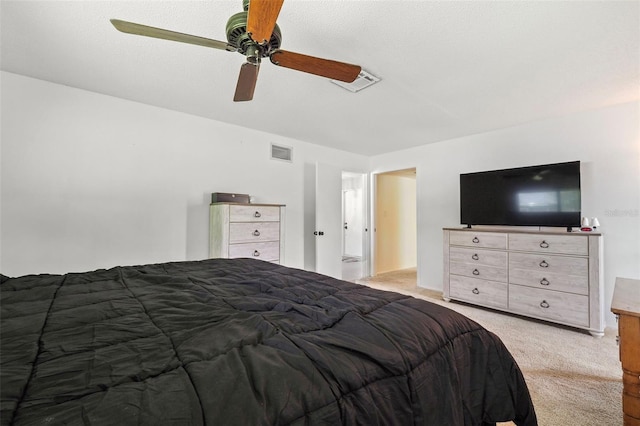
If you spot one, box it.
[342,189,363,257]
[315,162,343,279]
[341,172,368,281]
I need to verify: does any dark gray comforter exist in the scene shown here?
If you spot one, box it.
[1,258,536,425]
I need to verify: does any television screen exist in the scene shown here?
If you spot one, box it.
[460,161,581,227]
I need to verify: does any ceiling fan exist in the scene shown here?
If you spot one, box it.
[111,0,362,102]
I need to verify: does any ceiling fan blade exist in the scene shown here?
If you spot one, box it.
[110,19,236,51]
[270,50,361,83]
[246,0,285,45]
[234,62,260,102]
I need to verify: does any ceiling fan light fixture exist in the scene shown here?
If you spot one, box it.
[331,69,380,93]
[112,0,362,102]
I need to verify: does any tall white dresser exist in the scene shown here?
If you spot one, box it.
[443,227,604,336]
[210,203,285,264]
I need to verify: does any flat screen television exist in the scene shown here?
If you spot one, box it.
[460,161,581,228]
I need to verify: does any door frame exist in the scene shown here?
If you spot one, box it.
[370,168,417,277]
[309,164,370,280]
[341,171,370,280]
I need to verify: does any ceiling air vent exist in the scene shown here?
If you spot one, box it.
[271,143,293,162]
[331,69,380,93]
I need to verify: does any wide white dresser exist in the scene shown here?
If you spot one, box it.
[210,203,285,264]
[443,227,604,336]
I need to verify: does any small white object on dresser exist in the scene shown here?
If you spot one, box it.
[443,228,604,336]
[210,203,285,264]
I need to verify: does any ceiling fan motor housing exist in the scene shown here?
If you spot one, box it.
[226,11,282,58]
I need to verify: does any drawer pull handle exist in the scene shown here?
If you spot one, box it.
[539,260,549,268]
[253,250,260,257]
[472,237,480,243]
[254,211,261,218]
[472,253,479,260]
[253,230,260,236]
[472,288,480,295]
[540,300,550,309]
[540,240,549,248]
[540,278,550,286]
[472,269,480,276]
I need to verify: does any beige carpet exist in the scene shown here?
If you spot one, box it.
[357,268,622,426]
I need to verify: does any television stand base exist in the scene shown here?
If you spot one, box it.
[443,227,604,336]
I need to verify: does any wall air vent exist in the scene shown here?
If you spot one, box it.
[271,143,293,162]
[330,69,380,93]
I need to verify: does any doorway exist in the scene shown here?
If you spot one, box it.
[341,172,367,281]
[309,163,368,281]
[373,168,417,280]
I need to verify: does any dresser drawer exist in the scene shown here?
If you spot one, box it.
[228,241,280,261]
[449,231,507,249]
[450,261,507,282]
[229,222,280,244]
[623,371,640,398]
[449,275,507,309]
[623,392,640,421]
[619,314,640,373]
[509,233,588,255]
[623,413,640,426]
[229,205,281,222]
[622,372,640,425]
[449,247,507,267]
[509,252,588,277]
[509,268,588,295]
[509,285,589,327]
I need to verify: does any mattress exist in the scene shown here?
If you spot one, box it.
[1,258,536,425]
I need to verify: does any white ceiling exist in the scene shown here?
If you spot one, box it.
[2,1,638,156]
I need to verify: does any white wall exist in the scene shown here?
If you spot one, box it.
[0,72,369,276]
[370,101,640,328]
[2,72,637,329]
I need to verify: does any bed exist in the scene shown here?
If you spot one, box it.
[1,258,536,425]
